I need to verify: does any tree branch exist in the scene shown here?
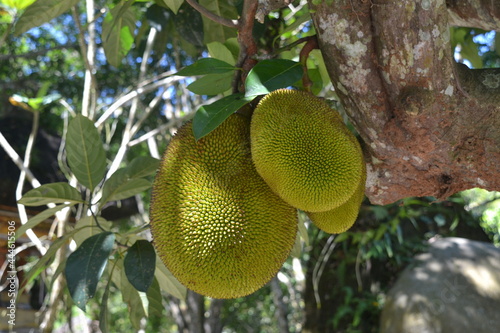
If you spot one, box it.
[185,0,239,28]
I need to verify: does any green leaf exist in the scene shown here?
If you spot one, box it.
[120,266,147,329]
[245,59,303,97]
[156,0,183,13]
[102,1,136,68]
[207,41,236,66]
[18,182,83,206]
[14,0,79,35]
[199,0,237,43]
[125,156,160,179]
[146,278,163,317]
[100,169,152,206]
[66,114,106,191]
[2,0,36,10]
[15,204,70,239]
[176,58,236,76]
[187,72,233,95]
[192,93,254,140]
[65,232,115,311]
[124,240,156,292]
[73,216,112,247]
[19,228,81,295]
[155,255,186,300]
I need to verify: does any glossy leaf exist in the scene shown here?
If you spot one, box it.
[65,232,115,311]
[18,182,83,206]
[187,72,233,95]
[14,0,79,35]
[102,1,136,68]
[66,115,106,191]
[15,204,70,239]
[100,169,152,206]
[245,59,303,97]
[192,93,254,140]
[124,240,156,292]
[176,58,236,76]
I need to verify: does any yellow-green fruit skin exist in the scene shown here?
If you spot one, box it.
[150,114,298,299]
[306,164,366,234]
[251,89,364,212]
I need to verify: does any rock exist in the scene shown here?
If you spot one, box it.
[380,237,500,333]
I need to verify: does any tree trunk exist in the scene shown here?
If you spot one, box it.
[309,0,500,205]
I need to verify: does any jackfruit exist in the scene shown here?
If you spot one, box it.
[250,89,365,213]
[306,163,366,234]
[149,114,298,299]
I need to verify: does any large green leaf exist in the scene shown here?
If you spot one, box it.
[125,156,160,179]
[207,41,236,66]
[102,1,136,68]
[187,72,233,95]
[155,255,187,300]
[176,58,236,76]
[119,264,147,329]
[14,0,79,35]
[146,278,163,317]
[15,204,70,239]
[66,114,106,191]
[245,59,303,97]
[100,169,152,206]
[65,232,115,311]
[192,93,254,140]
[18,182,83,206]
[199,0,237,43]
[124,240,156,292]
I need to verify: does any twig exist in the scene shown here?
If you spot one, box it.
[234,0,259,93]
[14,110,47,256]
[185,0,239,28]
[299,35,319,92]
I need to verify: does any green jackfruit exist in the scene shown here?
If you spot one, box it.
[250,89,365,213]
[150,114,298,299]
[306,163,366,234]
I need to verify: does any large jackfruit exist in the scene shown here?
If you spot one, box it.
[306,163,366,234]
[250,89,365,213]
[150,114,298,299]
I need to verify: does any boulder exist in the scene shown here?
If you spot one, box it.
[380,237,500,333]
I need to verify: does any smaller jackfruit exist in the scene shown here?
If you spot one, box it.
[150,114,298,299]
[306,164,366,234]
[250,89,365,213]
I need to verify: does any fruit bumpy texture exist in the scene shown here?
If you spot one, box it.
[150,114,298,299]
[306,162,366,234]
[251,89,365,214]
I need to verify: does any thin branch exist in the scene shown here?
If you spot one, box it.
[14,110,47,256]
[185,0,239,28]
[0,131,41,188]
[95,74,181,128]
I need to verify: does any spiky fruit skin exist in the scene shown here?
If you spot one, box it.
[250,89,365,213]
[150,114,298,299]
[306,163,366,233]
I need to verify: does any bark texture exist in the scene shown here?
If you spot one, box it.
[309,0,500,205]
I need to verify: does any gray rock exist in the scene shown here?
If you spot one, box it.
[380,237,500,333]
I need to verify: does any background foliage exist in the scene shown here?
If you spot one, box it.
[0,0,499,332]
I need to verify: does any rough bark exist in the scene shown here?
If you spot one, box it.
[309,0,500,205]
